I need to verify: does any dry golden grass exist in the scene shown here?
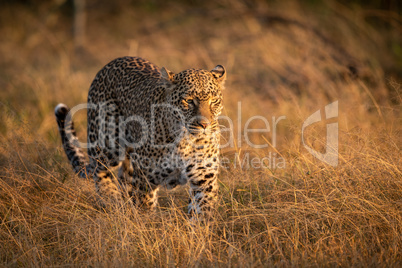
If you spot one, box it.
[0,0,401,266]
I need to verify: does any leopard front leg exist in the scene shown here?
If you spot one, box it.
[187,167,219,218]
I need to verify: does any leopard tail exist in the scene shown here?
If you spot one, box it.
[55,103,91,178]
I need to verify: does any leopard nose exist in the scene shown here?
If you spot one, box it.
[197,120,210,129]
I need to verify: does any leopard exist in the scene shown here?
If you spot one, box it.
[55,56,226,218]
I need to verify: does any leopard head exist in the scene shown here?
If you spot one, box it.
[161,65,226,135]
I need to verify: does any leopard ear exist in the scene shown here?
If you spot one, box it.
[161,67,175,82]
[211,65,226,85]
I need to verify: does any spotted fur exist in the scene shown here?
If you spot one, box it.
[55,56,226,217]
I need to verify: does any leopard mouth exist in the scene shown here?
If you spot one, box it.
[187,125,207,135]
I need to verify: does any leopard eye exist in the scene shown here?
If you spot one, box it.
[183,98,196,105]
[210,98,221,108]
[181,99,194,109]
[210,99,222,114]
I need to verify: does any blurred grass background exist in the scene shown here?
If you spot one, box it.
[0,0,401,266]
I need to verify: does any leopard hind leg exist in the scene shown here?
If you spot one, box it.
[118,149,160,211]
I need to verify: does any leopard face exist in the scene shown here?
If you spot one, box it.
[161,66,225,136]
